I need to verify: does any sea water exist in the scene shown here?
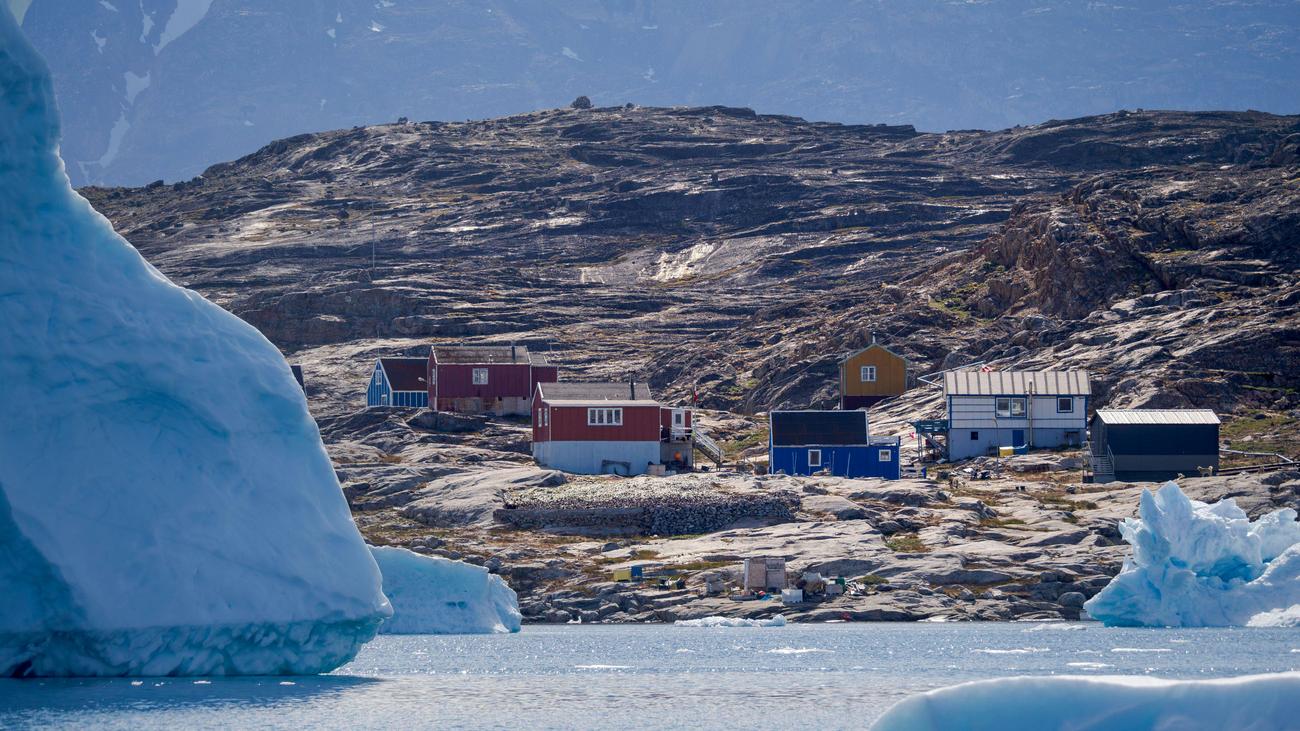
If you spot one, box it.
[2,623,1297,730]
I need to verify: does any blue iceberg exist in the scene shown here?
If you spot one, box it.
[0,10,390,676]
[370,547,521,634]
[870,672,1300,731]
[1084,482,1300,627]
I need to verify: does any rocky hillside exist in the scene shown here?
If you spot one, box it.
[79,105,1300,621]
[84,106,1299,445]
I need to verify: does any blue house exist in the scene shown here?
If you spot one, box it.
[366,357,430,408]
[768,410,900,480]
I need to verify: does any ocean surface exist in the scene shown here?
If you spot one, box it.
[3,622,1298,730]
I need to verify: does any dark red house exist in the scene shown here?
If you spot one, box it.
[532,382,694,475]
[429,345,557,416]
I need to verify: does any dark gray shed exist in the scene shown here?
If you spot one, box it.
[1089,409,1220,483]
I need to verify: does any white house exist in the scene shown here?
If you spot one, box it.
[943,370,1090,460]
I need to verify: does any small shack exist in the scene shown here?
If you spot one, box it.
[430,344,557,416]
[839,343,908,409]
[366,357,429,408]
[768,410,900,479]
[532,382,693,475]
[1089,409,1220,483]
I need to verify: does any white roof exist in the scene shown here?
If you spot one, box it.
[1096,409,1220,425]
[944,370,1091,396]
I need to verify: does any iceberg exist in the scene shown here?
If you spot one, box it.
[370,547,521,634]
[674,615,788,627]
[0,12,389,675]
[870,672,1300,731]
[1084,482,1300,627]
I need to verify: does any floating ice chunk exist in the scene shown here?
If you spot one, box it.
[0,13,389,676]
[870,672,1300,731]
[1084,482,1300,627]
[674,615,787,628]
[1248,605,1300,628]
[369,547,520,634]
[767,647,831,654]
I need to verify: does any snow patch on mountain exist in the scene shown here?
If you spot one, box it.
[154,0,214,54]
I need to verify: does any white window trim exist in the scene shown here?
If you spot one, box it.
[1056,397,1074,413]
[995,397,1027,418]
[542,408,549,427]
[472,368,489,385]
[808,449,822,467]
[860,365,877,382]
[673,410,685,426]
[587,407,623,426]
[878,449,893,462]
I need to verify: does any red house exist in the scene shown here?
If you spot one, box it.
[532,382,694,475]
[429,345,557,416]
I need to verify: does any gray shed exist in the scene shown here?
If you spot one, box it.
[1089,409,1220,483]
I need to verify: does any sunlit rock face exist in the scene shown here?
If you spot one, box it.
[1085,482,1300,628]
[0,10,389,676]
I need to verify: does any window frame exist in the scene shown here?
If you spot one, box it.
[970,431,979,441]
[471,367,489,385]
[1056,396,1074,413]
[878,449,893,462]
[587,407,623,426]
[860,365,877,383]
[995,397,1027,418]
[808,449,822,467]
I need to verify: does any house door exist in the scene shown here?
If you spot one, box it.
[671,409,686,439]
[1011,429,1025,448]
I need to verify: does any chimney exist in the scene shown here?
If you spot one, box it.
[511,344,516,362]
[630,379,636,399]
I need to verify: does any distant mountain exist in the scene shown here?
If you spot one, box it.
[18,0,1300,187]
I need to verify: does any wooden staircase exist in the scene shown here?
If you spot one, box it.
[693,429,726,468]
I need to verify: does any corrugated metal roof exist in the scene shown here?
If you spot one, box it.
[943,370,1091,396]
[1096,409,1220,425]
[379,358,428,391]
[538,382,655,403]
[432,345,545,365]
[770,410,870,446]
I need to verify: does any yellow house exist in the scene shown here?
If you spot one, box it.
[839,344,908,409]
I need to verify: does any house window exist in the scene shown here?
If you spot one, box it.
[879,449,893,462]
[472,368,489,385]
[1056,397,1074,413]
[808,449,822,467]
[673,411,684,426]
[860,365,877,382]
[970,431,979,441]
[995,397,1026,418]
[542,408,549,427]
[587,408,623,426]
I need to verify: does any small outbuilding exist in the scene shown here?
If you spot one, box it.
[839,343,909,409]
[430,344,558,416]
[1088,409,1220,483]
[366,357,430,408]
[768,410,900,480]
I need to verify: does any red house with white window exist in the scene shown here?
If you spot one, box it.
[533,382,693,475]
[429,345,558,416]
